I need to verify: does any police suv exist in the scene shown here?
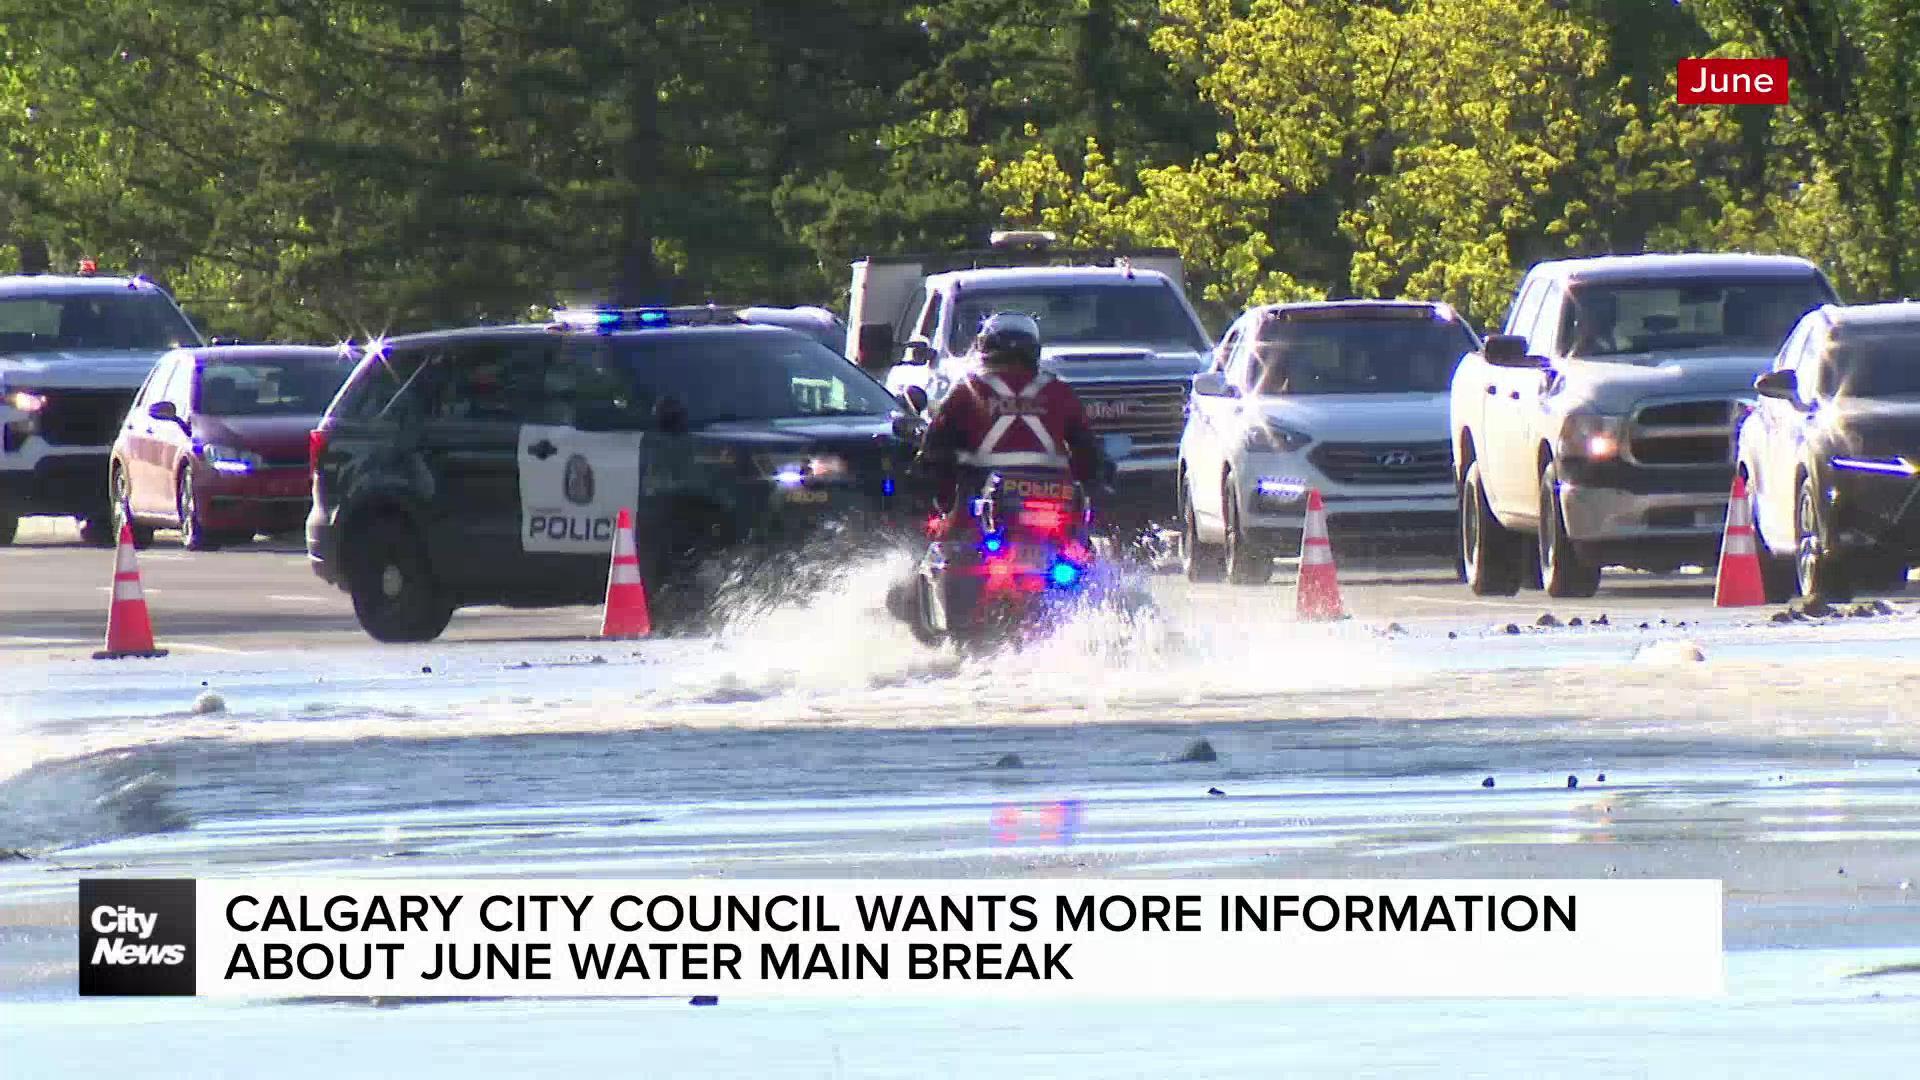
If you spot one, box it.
[0,264,206,544]
[307,307,922,642]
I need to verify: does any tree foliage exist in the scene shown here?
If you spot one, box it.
[0,0,1911,340]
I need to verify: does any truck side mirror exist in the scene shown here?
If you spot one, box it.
[1482,334,1536,367]
[901,340,936,367]
[1754,369,1801,404]
[1191,371,1235,397]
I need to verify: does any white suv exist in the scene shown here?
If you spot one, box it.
[1177,300,1477,583]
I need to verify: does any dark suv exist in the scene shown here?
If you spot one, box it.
[308,308,923,641]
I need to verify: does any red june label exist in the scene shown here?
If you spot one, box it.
[1677,58,1789,104]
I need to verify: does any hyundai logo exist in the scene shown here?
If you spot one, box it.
[1376,449,1416,467]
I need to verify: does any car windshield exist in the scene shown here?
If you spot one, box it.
[1560,277,1830,358]
[945,283,1210,354]
[573,329,899,426]
[0,290,203,353]
[1827,335,1920,398]
[196,355,357,417]
[1249,315,1476,395]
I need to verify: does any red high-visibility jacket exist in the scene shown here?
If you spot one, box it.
[918,366,1099,514]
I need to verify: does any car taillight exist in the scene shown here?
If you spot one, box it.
[308,428,329,475]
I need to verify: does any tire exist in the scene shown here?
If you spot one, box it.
[176,469,221,551]
[347,516,455,643]
[109,466,155,549]
[1795,473,1852,603]
[1460,460,1522,595]
[1223,482,1273,585]
[1182,479,1226,583]
[1537,460,1601,598]
[0,505,17,546]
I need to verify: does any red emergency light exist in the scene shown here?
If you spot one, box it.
[78,258,98,276]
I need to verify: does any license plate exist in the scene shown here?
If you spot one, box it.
[1010,545,1052,570]
[785,488,831,504]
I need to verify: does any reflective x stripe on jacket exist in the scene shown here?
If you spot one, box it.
[955,371,1071,470]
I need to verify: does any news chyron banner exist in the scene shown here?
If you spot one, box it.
[80,878,1724,999]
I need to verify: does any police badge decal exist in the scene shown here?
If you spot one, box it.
[563,453,595,506]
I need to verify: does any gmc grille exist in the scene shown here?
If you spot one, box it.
[37,389,134,447]
[1308,440,1453,485]
[1069,380,1189,453]
[1626,398,1740,467]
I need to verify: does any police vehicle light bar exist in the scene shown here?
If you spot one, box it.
[548,306,745,333]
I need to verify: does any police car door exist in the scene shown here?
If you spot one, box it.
[418,336,559,591]
[518,341,644,571]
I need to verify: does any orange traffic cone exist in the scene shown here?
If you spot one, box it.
[1295,489,1345,621]
[1714,474,1768,607]
[600,507,653,638]
[94,518,168,659]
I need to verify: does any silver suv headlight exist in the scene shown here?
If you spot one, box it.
[1242,422,1312,453]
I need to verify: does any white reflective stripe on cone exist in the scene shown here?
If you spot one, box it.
[1301,542,1333,566]
[609,562,642,586]
[1722,532,1756,556]
[112,578,145,602]
[1726,498,1752,528]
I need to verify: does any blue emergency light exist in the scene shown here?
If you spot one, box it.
[1049,560,1080,587]
[548,306,742,333]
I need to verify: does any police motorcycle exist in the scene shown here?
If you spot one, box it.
[887,434,1151,651]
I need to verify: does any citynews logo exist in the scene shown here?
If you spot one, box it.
[1677,58,1789,105]
[79,879,197,996]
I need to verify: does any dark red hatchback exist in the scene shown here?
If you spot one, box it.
[109,345,357,548]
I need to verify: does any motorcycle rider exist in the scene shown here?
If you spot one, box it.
[911,310,1106,535]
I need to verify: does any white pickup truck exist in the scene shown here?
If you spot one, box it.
[845,231,1212,528]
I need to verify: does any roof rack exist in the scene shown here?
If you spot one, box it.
[546,305,746,333]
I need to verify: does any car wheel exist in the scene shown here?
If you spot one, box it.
[176,469,221,551]
[1537,460,1600,598]
[347,516,455,643]
[0,505,17,546]
[1795,474,1852,602]
[1181,480,1226,583]
[1461,461,1521,595]
[109,466,155,549]
[1223,482,1272,585]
